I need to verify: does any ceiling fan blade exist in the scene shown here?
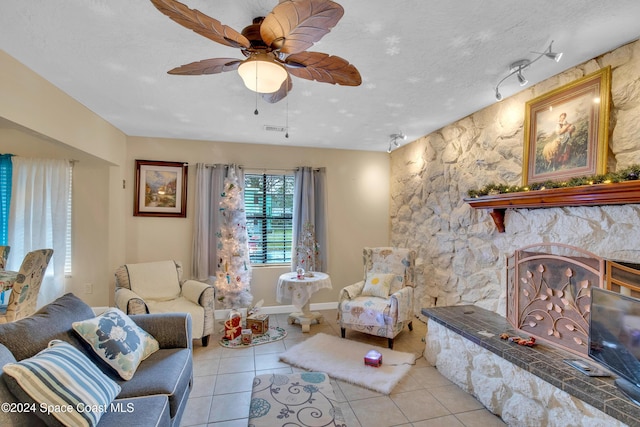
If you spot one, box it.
[168,58,242,75]
[260,0,343,54]
[286,52,361,86]
[262,75,293,103]
[150,0,250,49]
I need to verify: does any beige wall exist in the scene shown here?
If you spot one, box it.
[0,128,114,306]
[0,51,127,307]
[0,50,390,308]
[126,137,390,307]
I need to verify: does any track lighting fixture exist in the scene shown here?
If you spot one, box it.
[494,41,562,101]
[387,132,407,153]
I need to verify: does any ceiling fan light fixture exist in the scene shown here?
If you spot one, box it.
[238,53,288,94]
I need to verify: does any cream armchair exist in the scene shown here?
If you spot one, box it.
[338,247,416,349]
[115,260,215,346]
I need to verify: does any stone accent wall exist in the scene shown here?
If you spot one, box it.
[391,39,640,316]
[425,320,626,427]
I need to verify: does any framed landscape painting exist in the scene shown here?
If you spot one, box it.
[522,67,611,185]
[134,160,188,217]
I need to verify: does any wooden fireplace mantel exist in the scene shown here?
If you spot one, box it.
[464,180,640,232]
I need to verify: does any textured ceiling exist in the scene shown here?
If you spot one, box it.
[1,1,639,152]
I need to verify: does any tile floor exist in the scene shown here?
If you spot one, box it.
[181,310,506,427]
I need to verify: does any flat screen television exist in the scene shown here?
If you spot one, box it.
[589,287,640,405]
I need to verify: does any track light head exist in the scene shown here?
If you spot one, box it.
[517,69,528,86]
[493,40,563,102]
[543,41,563,62]
[387,132,407,153]
[545,51,563,62]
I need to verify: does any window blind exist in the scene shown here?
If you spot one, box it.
[244,173,294,264]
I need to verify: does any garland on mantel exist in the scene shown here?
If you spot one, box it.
[467,164,640,198]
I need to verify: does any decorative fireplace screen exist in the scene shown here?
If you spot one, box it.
[506,244,606,356]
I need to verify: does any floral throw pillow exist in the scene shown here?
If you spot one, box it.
[361,273,395,298]
[72,308,159,380]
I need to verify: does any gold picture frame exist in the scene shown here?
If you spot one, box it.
[134,160,188,217]
[522,66,611,185]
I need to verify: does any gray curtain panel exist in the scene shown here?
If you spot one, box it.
[292,167,328,272]
[192,164,244,281]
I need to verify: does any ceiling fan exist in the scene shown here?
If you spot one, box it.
[150,0,362,103]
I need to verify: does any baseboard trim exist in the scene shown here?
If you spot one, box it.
[215,301,338,319]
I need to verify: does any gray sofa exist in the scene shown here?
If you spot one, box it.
[0,293,193,426]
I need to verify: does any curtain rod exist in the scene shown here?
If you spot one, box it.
[196,164,321,173]
[202,164,243,169]
[3,154,78,166]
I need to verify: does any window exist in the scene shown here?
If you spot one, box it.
[244,172,294,265]
[0,154,12,245]
[65,165,73,275]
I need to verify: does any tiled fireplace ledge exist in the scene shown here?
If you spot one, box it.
[422,305,640,426]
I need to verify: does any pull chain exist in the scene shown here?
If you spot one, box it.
[285,80,289,138]
[254,60,259,115]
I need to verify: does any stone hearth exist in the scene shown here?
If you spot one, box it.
[423,305,640,426]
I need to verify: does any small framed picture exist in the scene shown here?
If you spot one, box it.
[134,160,188,217]
[522,67,611,185]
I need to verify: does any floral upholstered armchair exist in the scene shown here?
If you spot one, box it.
[0,249,53,323]
[338,247,416,349]
[0,246,9,270]
[114,260,215,346]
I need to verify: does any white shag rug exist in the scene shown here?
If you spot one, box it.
[279,333,416,394]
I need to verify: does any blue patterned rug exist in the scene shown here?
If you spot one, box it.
[219,326,287,348]
[249,372,345,427]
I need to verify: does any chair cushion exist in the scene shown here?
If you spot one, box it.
[146,297,205,339]
[2,340,121,427]
[72,308,159,380]
[125,261,181,302]
[340,296,390,328]
[361,273,394,298]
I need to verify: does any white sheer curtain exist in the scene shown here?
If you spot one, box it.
[192,163,244,281]
[8,158,70,307]
[292,167,328,272]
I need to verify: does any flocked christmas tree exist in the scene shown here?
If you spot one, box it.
[215,169,253,309]
[296,222,321,274]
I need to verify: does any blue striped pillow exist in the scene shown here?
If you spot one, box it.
[2,340,121,427]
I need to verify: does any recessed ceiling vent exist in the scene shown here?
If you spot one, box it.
[263,125,287,132]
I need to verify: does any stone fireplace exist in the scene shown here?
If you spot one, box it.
[390,35,640,427]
